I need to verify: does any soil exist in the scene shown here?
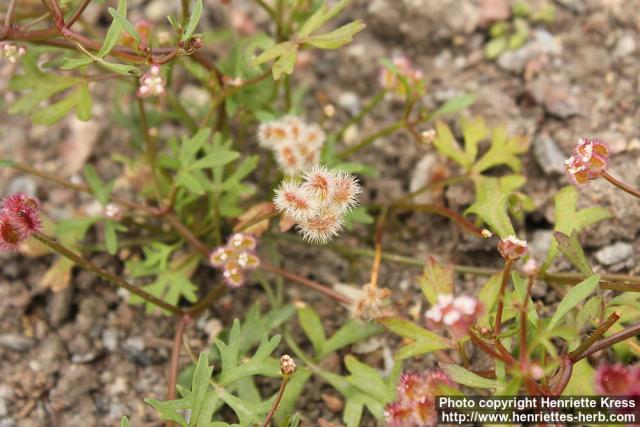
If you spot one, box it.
[2,0,640,426]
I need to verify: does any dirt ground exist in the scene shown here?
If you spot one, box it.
[1,0,640,426]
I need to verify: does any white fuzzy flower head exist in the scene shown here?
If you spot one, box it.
[256,116,325,176]
[273,167,361,244]
[137,65,166,98]
[273,180,317,222]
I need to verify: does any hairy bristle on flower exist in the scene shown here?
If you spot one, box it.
[329,171,361,212]
[273,181,316,222]
[497,235,528,260]
[297,207,343,244]
[302,165,333,200]
[2,193,42,238]
[0,213,23,251]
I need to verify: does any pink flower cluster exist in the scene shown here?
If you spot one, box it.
[257,116,325,176]
[0,43,26,64]
[425,294,483,338]
[497,235,528,261]
[378,56,424,96]
[385,370,455,427]
[565,138,610,185]
[274,166,361,243]
[137,65,166,98]
[595,364,640,396]
[0,193,42,251]
[209,233,260,288]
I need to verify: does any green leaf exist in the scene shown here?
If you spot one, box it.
[190,151,240,169]
[460,116,488,163]
[472,125,528,174]
[554,231,593,276]
[543,186,610,270]
[432,120,472,170]
[83,165,113,206]
[298,308,326,356]
[181,0,203,41]
[485,36,508,59]
[512,272,538,326]
[0,159,14,168]
[304,21,365,49]
[180,128,211,165]
[321,319,382,359]
[129,256,199,314]
[465,176,516,237]
[576,296,602,332]
[345,355,395,403]
[379,317,450,358]
[32,83,92,125]
[109,7,141,45]
[343,206,374,229]
[120,416,130,427]
[432,93,476,118]
[548,274,600,331]
[272,46,298,80]
[395,340,451,360]
[253,41,295,66]
[440,363,501,389]
[418,256,454,306]
[299,0,350,37]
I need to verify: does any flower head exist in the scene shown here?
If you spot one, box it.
[497,235,527,261]
[257,116,325,176]
[385,370,455,427]
[2,193,42,239]
[209,233,260,288]
[273,167,361,244]
[595,364,640,395]
[0,212,23,251]
[351,283,392,320]
[565,138,610,185]
[0,43,26,63]
[137,65,166,98]
[280,355,297,376]
[425,294,483,338]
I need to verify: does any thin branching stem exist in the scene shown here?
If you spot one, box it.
[260,377,289,427]
[33,232,185,316]
[494,259,513,337]
[602,171,640,200]
[166,315,192,427]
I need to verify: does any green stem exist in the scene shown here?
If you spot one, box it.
[137,97,163,204]
[33,232,185,316]
[337,121,404,159]
[336,90,386,140]
[568,311,621,362]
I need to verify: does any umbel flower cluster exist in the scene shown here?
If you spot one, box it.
[425,294,483,338]
[209,233,260,288]
[0,42,26,63]
[257,116,325,176]
[137,65,166,98]
[564,138,610,185]
[0,193,42,251]
[385,370,455,427]
[274,166,361,243]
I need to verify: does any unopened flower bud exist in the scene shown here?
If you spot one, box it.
[481,229,493,238]
[1,43,26,64]
[280,355,297,376]
[323,104,336,118]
